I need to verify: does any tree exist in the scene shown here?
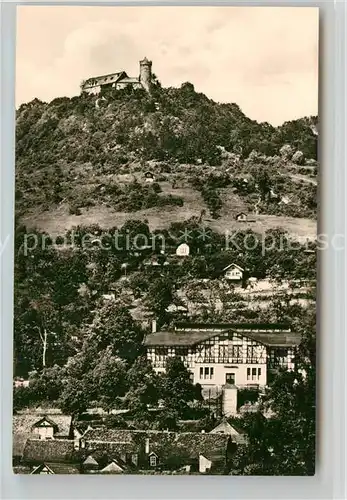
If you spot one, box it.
[14,233,88,374]
[29,296,58,368]
[145,277,175,325]
[28,365,64,402]
[13,385,36,412]
[160,356,202,418]
[229,308,316,475]
[125,356,160,416]
[88,304,144,362]
[92,349,128,412]
[58,377,91,416]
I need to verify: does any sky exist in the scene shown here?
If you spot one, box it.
[16,6,319,125]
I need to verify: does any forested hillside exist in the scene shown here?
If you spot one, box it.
[15,83,318,231]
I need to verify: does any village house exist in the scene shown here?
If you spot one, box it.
[221,263,244,285]
[15,427,238,475]
[16,438,80,474]
[165,303,189,316]
[176,243,190,257]
[235,212,256,223]
[79,428,235,474]
[144,321,300,389]
[12,410,73,469]
[13,377,30,389]
[235,212,247,222]
[144,171,155,183]
[81,58,152,95]
[209,419,248,446]
[13,411,73,441]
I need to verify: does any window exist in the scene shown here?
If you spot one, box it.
[225,373,235,384]
[200,367,214,380]
[230,345,243,361]
[252,368,257,381]
[218,345,228,362]
[149,455,157,467]
[203,343,215,363]
[247,368,251,381]
[258,368,261,378]
[247,346,257,362]
[131,454,138,466]
[154,347,168,368]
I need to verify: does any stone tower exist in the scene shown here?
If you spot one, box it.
[139,57,152,93]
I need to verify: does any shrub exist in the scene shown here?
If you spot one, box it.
[69,204,82,215]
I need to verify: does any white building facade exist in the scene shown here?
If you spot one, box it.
[144,323,300,389]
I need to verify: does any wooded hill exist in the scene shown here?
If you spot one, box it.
[15,82,317,235]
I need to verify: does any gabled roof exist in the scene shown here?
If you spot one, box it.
[23,439,75,464]
[31,462,80,474]
[209,420,248,444]
[31,463,55,475]
[83,455,99,466]
[143,323,299,348]
[222,263,244,272]
[100,459,125,473]
[118,76,140,84]
[13,413,72,437]
[83,428,133,442]
[144,329,215,346]
[32,416,58,430]
[210,420,240,436]
[82,429,230,465]
[245,331,301,347]
[13,434,29,458]
[82,71,127,88]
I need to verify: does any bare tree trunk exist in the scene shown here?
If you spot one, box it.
[42,329,47,368]
[38,327,48,368]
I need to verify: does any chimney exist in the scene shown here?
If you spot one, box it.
[145,438,150,454]
[152,319,157,333]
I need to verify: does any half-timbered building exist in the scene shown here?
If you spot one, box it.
[144,322,301,388]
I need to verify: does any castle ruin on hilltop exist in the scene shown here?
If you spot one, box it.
[80,57,152,95]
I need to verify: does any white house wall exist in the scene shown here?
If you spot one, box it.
[33,425,54,440]
[191,361,267,387]
[146,331,294,388]
[224,268,243,280]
